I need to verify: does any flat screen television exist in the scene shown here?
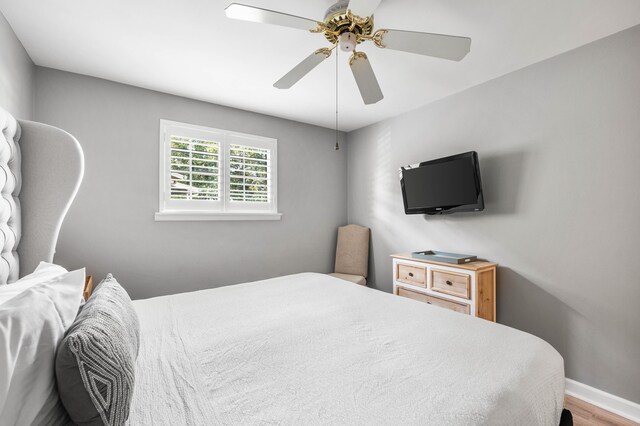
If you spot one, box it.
[400,151,484,215]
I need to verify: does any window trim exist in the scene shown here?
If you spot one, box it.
[157,119,281,221]
[154,211,283,221]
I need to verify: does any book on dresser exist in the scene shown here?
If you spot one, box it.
[391,253,497,321]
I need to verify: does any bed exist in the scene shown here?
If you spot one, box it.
[129,273,565,425]
[0,106,568,425]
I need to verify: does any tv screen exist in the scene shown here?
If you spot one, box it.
[400,151,484,215]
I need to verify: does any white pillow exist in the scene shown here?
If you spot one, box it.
[0,268,85,425]
[0,262,68,305]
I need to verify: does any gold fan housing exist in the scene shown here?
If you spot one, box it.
[320,0,374,45]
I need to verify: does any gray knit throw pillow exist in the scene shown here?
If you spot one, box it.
[56,274,140,426]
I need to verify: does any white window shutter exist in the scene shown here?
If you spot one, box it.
[229,144,271,202]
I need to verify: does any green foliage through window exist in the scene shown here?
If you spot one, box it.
[229,144,270,203]
[170,136,219,201]
[169,137,270,204]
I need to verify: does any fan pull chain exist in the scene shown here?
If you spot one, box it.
[335,46,339,151]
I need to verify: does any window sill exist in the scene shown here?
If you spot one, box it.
[154,211,283,221]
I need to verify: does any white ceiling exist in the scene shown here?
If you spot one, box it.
[2,0,640,131]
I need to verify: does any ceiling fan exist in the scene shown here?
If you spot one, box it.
[225,0,471,105]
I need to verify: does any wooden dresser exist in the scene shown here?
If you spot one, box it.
[391,253,497,322]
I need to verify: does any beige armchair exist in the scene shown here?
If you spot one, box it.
[329,224,370,286]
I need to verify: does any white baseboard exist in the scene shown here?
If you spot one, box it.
[565,378,640,423]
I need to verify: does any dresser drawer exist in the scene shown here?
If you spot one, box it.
[397,287,470,315]
[430,269,471,299]
[396,263,426,287]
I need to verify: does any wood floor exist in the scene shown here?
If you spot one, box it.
[565,395,639,426]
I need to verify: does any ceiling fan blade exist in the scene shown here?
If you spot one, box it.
[375,29,471,61]
[347,0,383,18]
[274,48,332,89]
[225,3,321,31]
[349,52,383,105]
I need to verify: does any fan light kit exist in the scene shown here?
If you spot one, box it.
[225,0,472,105]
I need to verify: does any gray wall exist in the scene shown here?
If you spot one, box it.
[347,25,640,402]
[34,68,347,300]
[0,11,33,119]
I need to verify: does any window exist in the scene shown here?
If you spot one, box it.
[156,120,280,221]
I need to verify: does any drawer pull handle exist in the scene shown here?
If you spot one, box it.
[408,272,414,277]
[426,301,432,304]
[446,280,453,286]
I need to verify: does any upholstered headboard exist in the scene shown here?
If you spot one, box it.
[0,107,84,283]
[0,109,22,283]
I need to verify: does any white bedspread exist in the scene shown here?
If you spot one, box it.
[130,273,564,425]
